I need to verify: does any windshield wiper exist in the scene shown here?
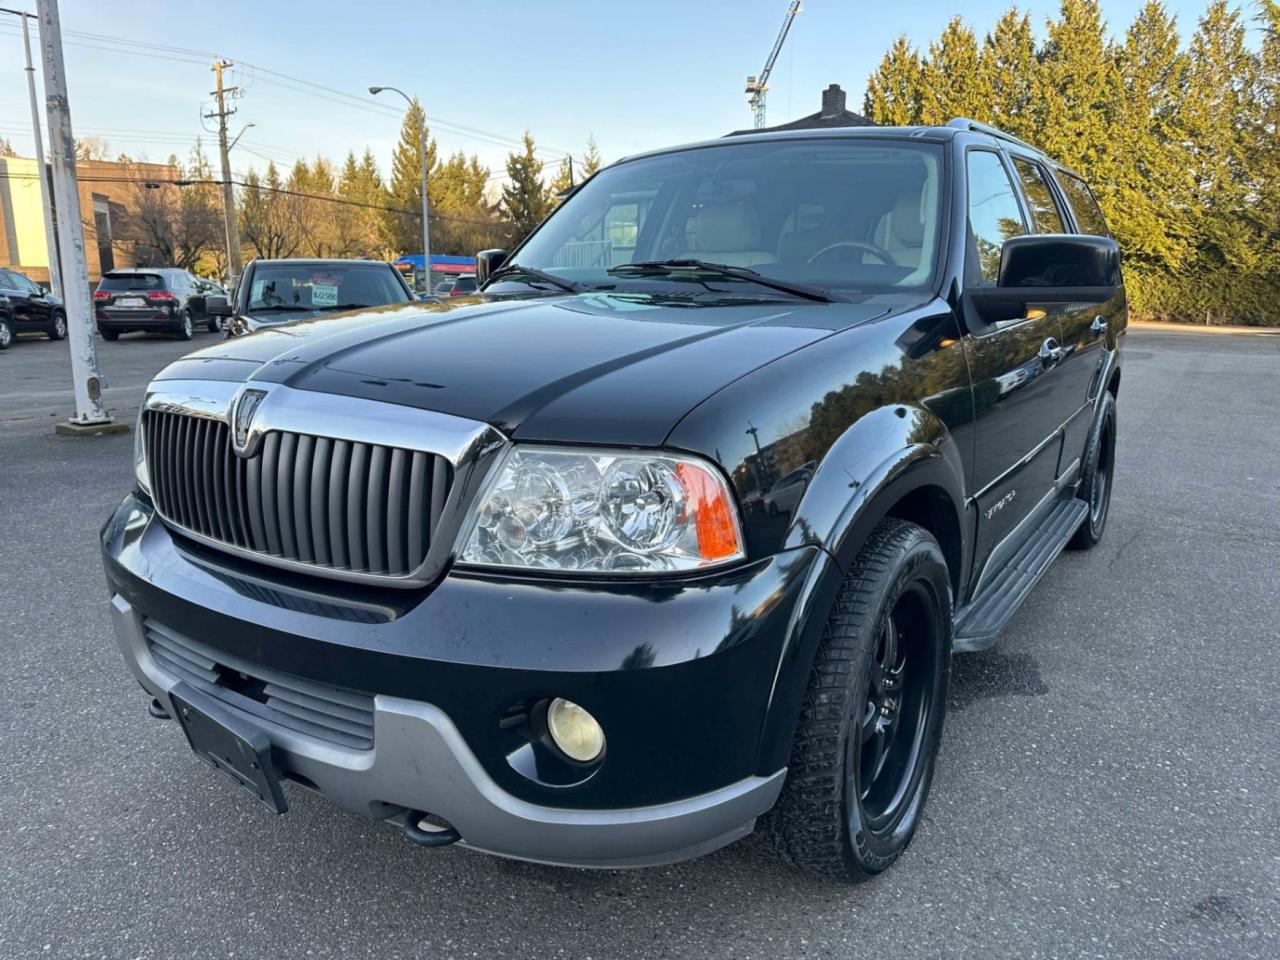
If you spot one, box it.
[248,304,309,313]
[607,259,834,302]
[485,263,583,293]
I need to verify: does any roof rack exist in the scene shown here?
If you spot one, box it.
[946,117,1038,153]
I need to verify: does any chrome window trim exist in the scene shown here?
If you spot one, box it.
[141,379,508,588]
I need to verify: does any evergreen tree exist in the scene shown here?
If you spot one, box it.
[979,8,1039,141]
[582,135,602,177]
[501,132,551,243]
[1035,0,1120,180]
[384,99,439,255]
[919,18,987,125]
[864,35,925,125]
[549,156,575,200]
[1108,1,1195,294]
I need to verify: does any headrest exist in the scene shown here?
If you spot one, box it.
[891,191,924,248]
[694,205,761,252]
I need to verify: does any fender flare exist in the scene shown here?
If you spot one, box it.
[755,407,970,774]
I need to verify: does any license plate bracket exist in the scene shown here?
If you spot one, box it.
[169,682,288,814]
[120,297,145,307]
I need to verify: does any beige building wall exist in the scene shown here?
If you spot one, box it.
[0,156,52,282]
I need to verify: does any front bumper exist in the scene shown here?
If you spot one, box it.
[103,494,834,868]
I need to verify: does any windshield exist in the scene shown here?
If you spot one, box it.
[508,139,944,295]
[246,263,410,313]
[98,273,165,292]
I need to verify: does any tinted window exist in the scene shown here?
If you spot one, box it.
[247,263,410,312]
[966,150,1027,283]
[0,270,18,289]
[511,139,945,294]
[1057,173,1110,236]
[1011,158,1066,233]
[98,273,165,292]
[451,276,477,293]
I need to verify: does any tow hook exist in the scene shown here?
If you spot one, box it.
[147,697,171,720]
[403,811,461,848]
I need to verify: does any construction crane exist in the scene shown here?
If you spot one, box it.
[745,0,802,129]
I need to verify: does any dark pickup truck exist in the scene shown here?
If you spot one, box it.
[102,118,1124,881]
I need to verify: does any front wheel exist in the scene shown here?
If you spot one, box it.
[764,518,951,882]
[206,314,224,334]
[0,318,12,350]
[48,311,67,340]
[1068,391,1116,550]
[173,308,193,341]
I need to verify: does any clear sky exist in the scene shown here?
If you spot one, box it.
[0,0,1263,185]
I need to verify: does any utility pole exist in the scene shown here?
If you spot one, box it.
[0,7,63,299]
[207,60,243,288]
[37,0,116,432]
[369,86,430,291]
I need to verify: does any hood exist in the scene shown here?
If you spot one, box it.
[157,293,891,446]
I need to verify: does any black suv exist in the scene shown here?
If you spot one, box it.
[95,268,206,341]
[102,119,1124,881]
[0,268,66,349]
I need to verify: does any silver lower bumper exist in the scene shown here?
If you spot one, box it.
[110,595,785,868]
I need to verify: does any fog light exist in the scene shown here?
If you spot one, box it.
[546,698,605,762]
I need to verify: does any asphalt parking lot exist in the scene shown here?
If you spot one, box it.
[1,326,1278,959]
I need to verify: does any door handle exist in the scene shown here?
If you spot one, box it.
[1090,315,1107,337]
[1038,338,1065,365]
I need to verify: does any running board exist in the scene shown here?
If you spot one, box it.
[953,498,1089,652]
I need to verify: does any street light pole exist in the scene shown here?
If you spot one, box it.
[1,8,63,299]
[370,86,430,292]
[37,0,115,431]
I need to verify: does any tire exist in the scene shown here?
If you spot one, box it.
[206,314,224,334]
[1068,391,1116,550]
[101,328,120,342]
[173,308,193,341]
[0,317,12,350]
[764,518,952,882]
[48,311,67,340]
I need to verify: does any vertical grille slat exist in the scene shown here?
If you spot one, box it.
[309,437,331,566]
[328,440,350,569]
[144,412,452,581]
[365,445,388,575]
[260,432,283,556]
[386,448,407,574]
[276,432,298,559]
[346,443,368,571]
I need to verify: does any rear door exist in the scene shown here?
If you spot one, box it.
[959,147,1069,595]
[1049,169,1123,463]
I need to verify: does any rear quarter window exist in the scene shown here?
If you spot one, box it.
[1056,173,1110,237]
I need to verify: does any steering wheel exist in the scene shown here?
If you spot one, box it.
[807,240,898,267]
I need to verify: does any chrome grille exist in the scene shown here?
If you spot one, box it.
[144,618,375,750]
[145,409,452,579]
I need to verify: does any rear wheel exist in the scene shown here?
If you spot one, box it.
[48,311,67,340]
[206,313,224,334]
[1068,392,1116,550]
[101,328,120,342]
[765,518,951,882]
[0,318,12,350]
[173,308,193,341]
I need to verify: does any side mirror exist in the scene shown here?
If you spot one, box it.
[206,295,232,317]
[475,249,509,287]
[998,234,1119,293]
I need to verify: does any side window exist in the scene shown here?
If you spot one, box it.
[0,270,17,290]
[1011,158,1066,233]
[1056,172,1110,237]
[966,150,1027,284]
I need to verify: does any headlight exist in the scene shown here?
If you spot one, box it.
[133,408,151,494]
[457,446,744,574]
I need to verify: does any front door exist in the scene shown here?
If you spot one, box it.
[959,149,1068,598]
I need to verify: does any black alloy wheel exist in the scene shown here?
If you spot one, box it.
[765,518,951,881]
[1069,391,1116,550]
